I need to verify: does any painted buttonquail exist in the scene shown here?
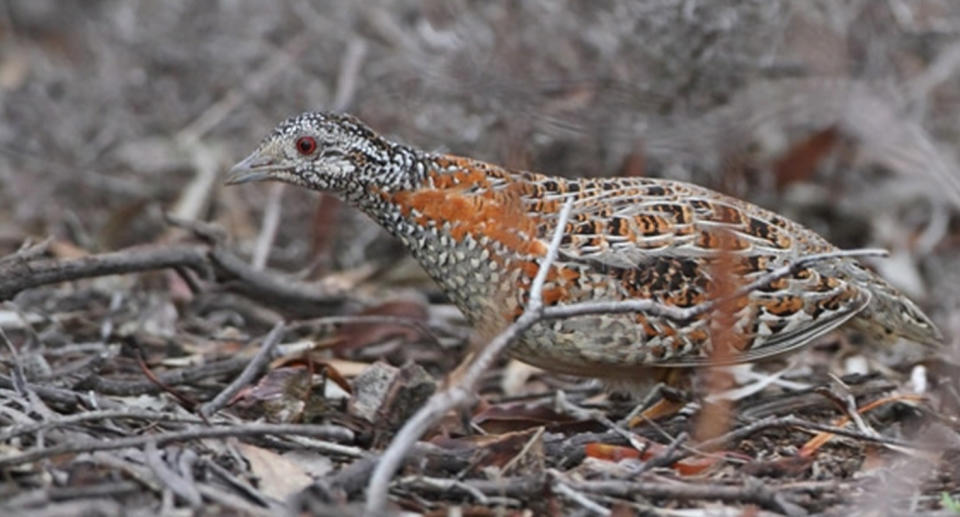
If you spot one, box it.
[227,112,942,389]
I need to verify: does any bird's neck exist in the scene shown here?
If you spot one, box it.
[354,152,547,260]
[337,139,429,227]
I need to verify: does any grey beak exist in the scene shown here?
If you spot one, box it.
[225,151,277,185]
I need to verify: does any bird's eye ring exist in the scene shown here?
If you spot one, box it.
[296,136,318,155]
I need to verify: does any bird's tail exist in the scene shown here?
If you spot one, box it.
[852,275,943,347]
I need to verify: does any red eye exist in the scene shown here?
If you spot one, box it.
[296,136,317,155]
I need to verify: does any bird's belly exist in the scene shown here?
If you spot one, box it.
[397,227,715,373]
[506,314,699,377]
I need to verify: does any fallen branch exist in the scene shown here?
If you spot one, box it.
[209,245,348,315]
[77,356,252,396]
[0,409,208,442]
[0,238,346,315]
[320,429,630,499]
[0,374,125,411]
[199,321,285,417]
[0,237,53,268]
[396,473,806,515]
[0,423,355,469]
[0,245,212,301]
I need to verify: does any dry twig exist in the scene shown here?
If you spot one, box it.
[363,198,576,514]
[199,321,285,417]
[0,238,347,315]
[0,245,212,301]
[0,423,355,469]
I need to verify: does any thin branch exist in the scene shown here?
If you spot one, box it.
[395,476,490,505]
[287,314,441,345]
[251,183,285,270]
[0,374,125,411]
[397,474,803,514]
[688,414,931,457]
[132,347,202,411]
[0,237,53,268]
[550,470,611,516]
[0,326,27,396]
[144,441,202,508]
[0,409,208,442]
[0,235,346,314]
[529,198,574,309]
[330,37,368,112]
[0,245,212,301]
[199,321,285,417]
[781,415,929,450]
[363,198,575,515]
[209,245,347,315]
[201,456,274,507]
[564,478,801,515]
[79,356,251,396]
[0,423,355,469]
[1,481,141,508]
[500,425,546,475]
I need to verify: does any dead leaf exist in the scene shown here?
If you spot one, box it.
[431,428,544,471]
[584,442,646,462]
[165,269,195,303]
[237,443,312,500]
[584,436,731,476]
[473,402,576,434]
[319,358,370,378]
[280,450,335,478]
[500,360,543,397]
[799,393,924,457]
[230,366,314,422]
[271,357,353,394]
[48,239,89,259]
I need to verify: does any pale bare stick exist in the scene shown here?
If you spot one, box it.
[331,37,368,112]
[251,183,285,270]
[199,321,285,418]
[363,198,574,515]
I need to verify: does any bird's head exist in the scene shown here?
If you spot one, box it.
[226,112,411,192]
